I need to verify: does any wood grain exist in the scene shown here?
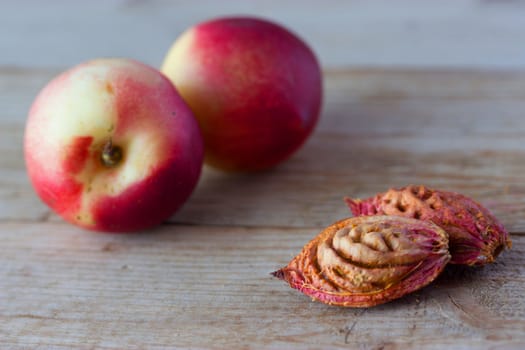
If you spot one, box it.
[1,222,524,350]
[2,67,525,348]
[3,68,525,232]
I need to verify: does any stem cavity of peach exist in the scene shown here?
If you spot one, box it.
[100,138,123,167]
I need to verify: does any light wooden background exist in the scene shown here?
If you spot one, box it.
[2,1,525,349]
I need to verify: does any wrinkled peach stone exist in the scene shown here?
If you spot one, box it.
[346,185,511,266]
[273,216,450,307]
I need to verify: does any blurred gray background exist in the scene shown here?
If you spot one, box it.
[2,0,525,70]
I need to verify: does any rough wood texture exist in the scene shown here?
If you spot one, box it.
[2,66,524,349]
[1,223,524,350]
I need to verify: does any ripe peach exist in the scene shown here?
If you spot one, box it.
[161,17,322,172]
[24,58,204,232]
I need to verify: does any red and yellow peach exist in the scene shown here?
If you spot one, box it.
[161,17,323,172]
[25,58,204,232]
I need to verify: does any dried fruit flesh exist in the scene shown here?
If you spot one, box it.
[345,185,511,266]
[273,216,450,307]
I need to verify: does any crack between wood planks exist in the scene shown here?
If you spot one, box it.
[2,217,525,237]
[344,309,366,344]
[163,220,326,231]
[447,293,475,321]
[3,313,55,320]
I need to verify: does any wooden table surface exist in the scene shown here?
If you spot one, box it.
[2,2,525,349]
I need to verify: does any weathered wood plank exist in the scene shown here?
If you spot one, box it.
[2,68,524,232]
[1,222,523,349]
[178,71,525,231]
